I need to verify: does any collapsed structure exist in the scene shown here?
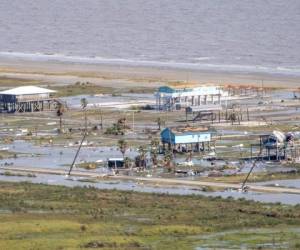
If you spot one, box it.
[0,86,58,113]
[251,130,300,161]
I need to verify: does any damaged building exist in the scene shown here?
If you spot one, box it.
[251,130,300,161]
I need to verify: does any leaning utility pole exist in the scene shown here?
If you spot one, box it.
[241,147,263,191]
[67,132,87,176]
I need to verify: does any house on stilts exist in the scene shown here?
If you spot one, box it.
[0,86,60,113]
[160,126,216,153]
[155,85,224,111]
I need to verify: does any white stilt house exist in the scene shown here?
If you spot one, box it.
[0,86,58,113]
[155,85,224,111]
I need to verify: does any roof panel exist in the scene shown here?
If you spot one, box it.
[0,86,56,95]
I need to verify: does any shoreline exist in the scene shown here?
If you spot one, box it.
[0,51,299,77]
[0,58,300,89]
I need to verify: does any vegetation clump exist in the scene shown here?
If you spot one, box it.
[105,117,130,135]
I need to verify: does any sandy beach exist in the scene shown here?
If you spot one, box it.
[0,58,299,89]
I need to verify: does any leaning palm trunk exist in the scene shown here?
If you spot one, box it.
[59,116,63,132]
[84,110,87,133]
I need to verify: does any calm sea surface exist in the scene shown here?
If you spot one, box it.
[0,0,299,75]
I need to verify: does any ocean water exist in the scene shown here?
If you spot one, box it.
[0,0,299,75]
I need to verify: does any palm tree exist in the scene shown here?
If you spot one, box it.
[56,102,64,133]
[156,117,165,131]
[150,138,160,167]
[99,108,103,130]
[80,98,88,133]
[124,156,132,169]
[137,145,147,170]
[164,148,174,172]
[118,139,128,159]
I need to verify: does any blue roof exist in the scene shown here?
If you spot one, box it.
[158,86,197,93]
[158,86,175,93]
[160,127,214,144]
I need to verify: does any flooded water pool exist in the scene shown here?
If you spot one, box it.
[0,140,139,170]
[258,179,300,189]
[62,93,155,109]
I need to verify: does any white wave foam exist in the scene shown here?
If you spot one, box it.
[0,51,300,76]
[192,57,214,61]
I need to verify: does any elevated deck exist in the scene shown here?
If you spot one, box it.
[186,104,223,113]
[0,98,62,113]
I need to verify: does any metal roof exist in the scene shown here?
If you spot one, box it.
[108,158,124,161]
[172,126,209,133]
[157,85,222,98]
[162,126,216,136]
[158,85,221,93]
[0,86,56,95]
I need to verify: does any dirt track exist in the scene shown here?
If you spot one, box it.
[2,166,300,195]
